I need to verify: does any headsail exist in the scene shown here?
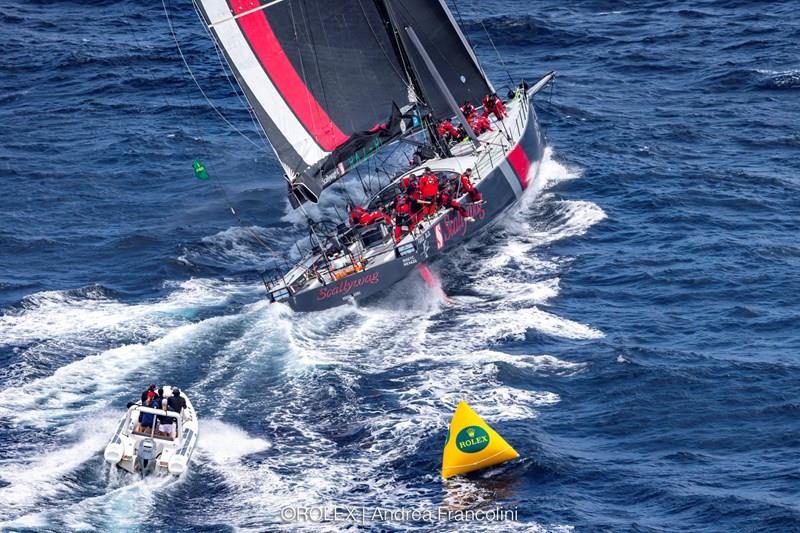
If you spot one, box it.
[384,0,494,121]
[195,0,414,202]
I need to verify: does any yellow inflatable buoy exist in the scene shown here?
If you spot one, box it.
[441,401,519,479]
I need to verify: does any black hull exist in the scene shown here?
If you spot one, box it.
[286,100,546,312]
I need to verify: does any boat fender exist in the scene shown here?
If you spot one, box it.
[104,418,127,463]
[104,442,123,464]
[168,428,196,475]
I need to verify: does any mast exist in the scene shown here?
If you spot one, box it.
[373,0,449,157]
[403,25,480,148]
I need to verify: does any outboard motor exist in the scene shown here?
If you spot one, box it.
[136,438,163,477]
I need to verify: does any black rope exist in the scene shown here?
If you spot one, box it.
[376,138,404,168]
[355,167,370,199]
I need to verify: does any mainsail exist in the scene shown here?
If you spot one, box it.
[195,0,493,205]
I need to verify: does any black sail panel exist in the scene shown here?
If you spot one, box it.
[267,0,412,136]
[195,0,413,202]
[386,0,493,120]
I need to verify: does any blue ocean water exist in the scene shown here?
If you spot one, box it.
[1,0,799,531]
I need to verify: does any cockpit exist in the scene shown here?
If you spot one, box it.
[130,406,182,441]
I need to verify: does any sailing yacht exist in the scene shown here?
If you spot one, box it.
[194,0,554,311]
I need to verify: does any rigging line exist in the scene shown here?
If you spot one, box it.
[162,0,268,153]
[166,0,214,147]
[211,36,269,148]
[355,167,370,198]
[332,168,357,210]
[340,178,356,209]
[365,160,374,195]
[297,202,325,255]
[192,5,248,112]
[403,2,484,103]
[479,18,515,88]
[165,1,281,262]
[167,0,203,132]
[376,139,403,168]
[382,2,426,108]
[368,158,377,192]
[192,3,269,147]
[331,195,346,224]
[382,5,442,150]
[446,0,494,84]
[451,0,513,87]
[450,0,513,87]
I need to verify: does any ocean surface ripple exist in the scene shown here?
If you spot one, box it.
[1,1,798,531]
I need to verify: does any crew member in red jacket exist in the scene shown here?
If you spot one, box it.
[418,168,440,217]
[482,93,507,120]
[349,205,367,227]
[349,205,391,227]
[437,119,461,144]
[393,194,417,242]
[439,184,474,222]
[468,112,494,136]
[460,100,476,119]
[407,186,425,224]
[459,168,483,203]
[400,173,418,195]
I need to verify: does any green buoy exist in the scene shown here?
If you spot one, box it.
[193,159,210,180]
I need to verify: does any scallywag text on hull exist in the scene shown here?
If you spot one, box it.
[443,203,486,241]
[317,272,380,301]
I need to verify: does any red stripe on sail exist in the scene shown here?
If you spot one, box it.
[507,145,532,189]
[230,0,348,151]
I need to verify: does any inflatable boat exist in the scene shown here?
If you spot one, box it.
[104,386,198,477]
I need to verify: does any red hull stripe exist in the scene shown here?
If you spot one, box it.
[508,144,532,189]
[230,0,348,151]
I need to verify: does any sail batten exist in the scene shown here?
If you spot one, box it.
[207,0,287,28]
